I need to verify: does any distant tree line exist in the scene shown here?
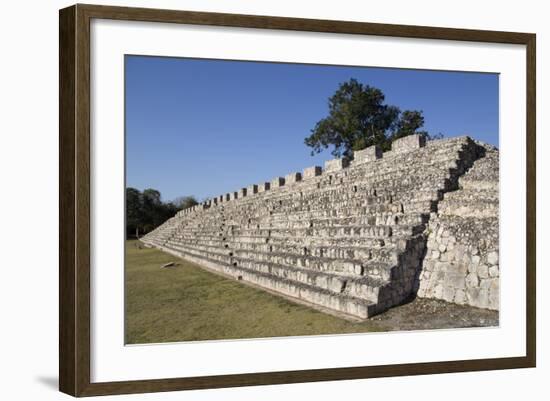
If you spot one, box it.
[126,187,198,239]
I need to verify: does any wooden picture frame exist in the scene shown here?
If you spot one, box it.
[59,3,536,397]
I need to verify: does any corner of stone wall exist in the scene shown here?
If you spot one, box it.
[415,139,499,311]
[417,220,499,310]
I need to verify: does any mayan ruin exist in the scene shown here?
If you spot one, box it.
[141,134,499,320]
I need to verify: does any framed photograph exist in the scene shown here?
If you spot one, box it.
[59,4,536,397]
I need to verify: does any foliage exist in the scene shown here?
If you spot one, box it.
[304,78,440,159]
[172,195,199,210]
[126,188,197,238]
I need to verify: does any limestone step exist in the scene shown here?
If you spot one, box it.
[173,230,413,254]
[197,235,388,249]
[162,245,383,318]
[235,254,396,282]
[228,225,394,238]
[438,199,499,218]
[170,239,399,271]
[166,240,397,279]
[347,158,460,181]
[443,188,498,202]
[266,203,404,220]
[235,258,389,301]
[231,244,399,264]
[459,179,499,191]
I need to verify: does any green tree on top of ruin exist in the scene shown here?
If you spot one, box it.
[304,78,435,159]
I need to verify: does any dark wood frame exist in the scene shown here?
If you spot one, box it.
[59,3,536,397]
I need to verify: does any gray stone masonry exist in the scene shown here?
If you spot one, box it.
[354,145,382,164]
[247,184,258,195]
[324,158,350,172]
[392,134,426,153]
[143,134,499,319]
[271,177,285,188]
[258,182,271,193]
[416,144,499,310]
[285,172,302,184]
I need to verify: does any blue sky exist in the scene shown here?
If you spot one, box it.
[125,56,499,202]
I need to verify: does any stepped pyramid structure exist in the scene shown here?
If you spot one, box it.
[141,135,499,319]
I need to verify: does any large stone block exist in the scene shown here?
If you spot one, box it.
[392,134,426,153]
[303,166,322,179]
[271,177,285,188]
[285,172,302,184]
[324,158,349,172]
[354,145,382,164]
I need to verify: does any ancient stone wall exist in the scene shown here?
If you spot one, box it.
[416,144,499,310]
[141,135,499,319]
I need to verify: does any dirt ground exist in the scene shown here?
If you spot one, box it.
[370,297,499,331]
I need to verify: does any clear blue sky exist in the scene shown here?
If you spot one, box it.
[125,55,498,202]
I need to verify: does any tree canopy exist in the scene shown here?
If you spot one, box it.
[304,78,436,159]
[126,188,198,238]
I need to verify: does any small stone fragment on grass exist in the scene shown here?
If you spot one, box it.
[161,262,175,268]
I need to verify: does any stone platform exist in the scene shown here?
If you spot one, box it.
[141,135,499,319]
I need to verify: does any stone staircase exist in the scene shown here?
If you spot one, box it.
[142,135,487,319]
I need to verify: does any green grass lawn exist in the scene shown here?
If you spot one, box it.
[125,240,384,344]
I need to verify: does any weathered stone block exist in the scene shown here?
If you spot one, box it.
[303,166,322,179]
[392,134,426,153]
[477,264,489,279]
[454,289,466,304]
[257,182,271,193]
[271,177,285,188]
[433,284,444,299]
[324,158,349,172]
[442,286,455,302]
[446,272,466,289]
[285,172,302,184]
[354,145,382,164]
[247,184,258,195]
[487,251,499,265]
[465,272,479,288]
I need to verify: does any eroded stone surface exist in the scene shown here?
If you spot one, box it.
[416,145,499,310]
